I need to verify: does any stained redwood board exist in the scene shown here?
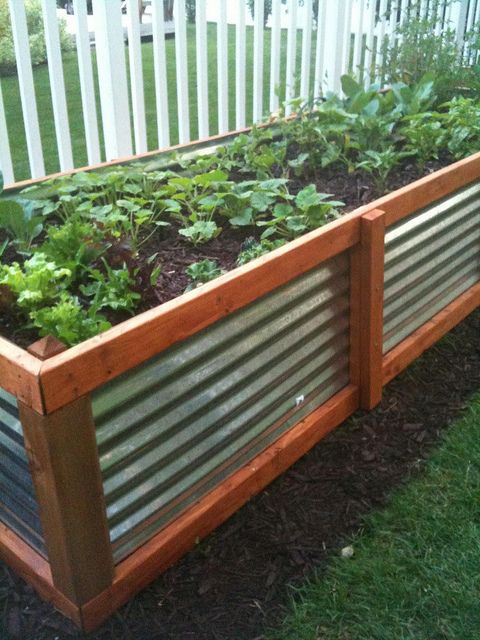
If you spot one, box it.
[80,384,359,632]
[382,282,480,385]
[0,337,43,412]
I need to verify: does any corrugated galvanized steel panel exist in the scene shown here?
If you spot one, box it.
[383,181,480,353]
[93,254,351,562]
[0,388,45,556]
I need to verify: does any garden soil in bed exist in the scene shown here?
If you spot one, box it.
[1,307,479,640]
[0,157,445,349]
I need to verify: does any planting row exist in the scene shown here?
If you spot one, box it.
[0,74,479,347]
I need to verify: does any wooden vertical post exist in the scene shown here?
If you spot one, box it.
[350,209,386,410]
[18,336,114,606]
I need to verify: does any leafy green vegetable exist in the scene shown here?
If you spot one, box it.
[185,259,225,291]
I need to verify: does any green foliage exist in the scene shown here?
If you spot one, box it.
[356,147,413,195]
[441,96,480,159]
[0,172,44,252]
[236,237,287,265]
[30,294,111,346]
[0,0,72,76]
[185,259,224,291]
[81,261,140,315]
[377,4,480,102]
[401,112,445,172]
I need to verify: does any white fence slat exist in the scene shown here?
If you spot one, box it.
[323,0,346,94]
[0,82,14,185]
[174,0,190,143]
[253,0,264,122]
[285,0,298,116]
[375,0,389,79]
[41,0,74,171]
[72,0,101,166]
[8,0,45,178]
[313,0,327,97]
[353,0,366,80]
[151,0,171,148]
[269,0,281,112]
[341,0,352,75]
[364,0,377,82]
[235,0,246,129]
[196,0,209,139]
[300,0,313,100]
[126,0,148,154]
[92,0,132,160]
[217,0,229,133]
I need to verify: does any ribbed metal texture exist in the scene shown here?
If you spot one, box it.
[0,388,45,556]
[93,254,351,562]
[383,181,480,353]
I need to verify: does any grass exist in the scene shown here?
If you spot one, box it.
[268,390,480,640]
[2,23,308,182]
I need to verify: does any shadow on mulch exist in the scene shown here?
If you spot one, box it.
[1,309,480,640]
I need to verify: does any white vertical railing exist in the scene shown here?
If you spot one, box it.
[217,0,229,133]
[72,0,101,166]
[300,0,313,101]
[196,0,209,138]
[313,0,327,96]
[1,0,477,184]
[0,82,14,185]
[235,0,246,129]
[269,0,281,113]
[152,0,170,148]
[285,0,298,115]
[92,0,132,160]
[253,0,265,123]
[8,0,45,178]
[174,0,190,143]
[126,0,148,154]
[41,0,73,171]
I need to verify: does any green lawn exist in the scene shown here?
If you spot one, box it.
[2,23,307,182]
[268,390,480,640]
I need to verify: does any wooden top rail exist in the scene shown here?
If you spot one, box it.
[0,337,43,412]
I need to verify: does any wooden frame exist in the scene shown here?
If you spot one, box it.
[0,145,479,631]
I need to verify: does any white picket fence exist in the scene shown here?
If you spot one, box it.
[0,0,476,186]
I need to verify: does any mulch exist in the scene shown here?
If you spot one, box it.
[1,307,479,640]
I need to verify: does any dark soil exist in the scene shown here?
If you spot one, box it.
[1,308,479,640]
[0,156,445,349]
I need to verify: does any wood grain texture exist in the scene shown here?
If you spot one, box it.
[0,336,43,412]
[18,395,114,605]
[382,281,480,385]
[39,216,359,413]
[0,522,82,627]
[358,210,386,409]
[80,384,359,632]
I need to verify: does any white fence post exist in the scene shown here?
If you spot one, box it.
[269,0,281,113]
[174,0,190,143]
[313,0,327,97]
[7,0,45,179]
[41,0,74,172]
[92,0,132,160]
[126,0,148,154]
[217,0,229,133]
[300,0,313,100]
[353,0,366,80]
[196,0,209,139]
[236,0,246,129]
[253,0,265,123]
[0,82,14,185]
[72,0,101,166]
[323,0,347,94]
[285,0,298,116]
[151,0,171,149]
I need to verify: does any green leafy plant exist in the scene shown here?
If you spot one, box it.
[185,259,225,291]
[356,147,413,194]
[401,112,445,172]
[0,172,44,253]
[236,237,287,265]
[80,261,141,315]
[442,97,480,159]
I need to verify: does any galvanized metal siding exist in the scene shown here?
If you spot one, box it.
[0,388,45,555]
[93,254,351,562]
[383,181,480,353]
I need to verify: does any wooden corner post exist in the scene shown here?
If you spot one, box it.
[17,336,114,607]
[350,209,386,410]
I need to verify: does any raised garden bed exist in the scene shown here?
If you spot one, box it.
[0,80,479,631]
